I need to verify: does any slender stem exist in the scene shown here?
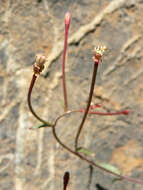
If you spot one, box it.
[51,108,129,131]
[87,110,129,115]
[62,13,71,112]
[27,74,52,126]
[54,109,129,120]
[52,116,143,185]
[77,110,129,116]
[75,61,99,150]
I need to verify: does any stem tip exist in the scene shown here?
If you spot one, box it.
[65,12,71,26]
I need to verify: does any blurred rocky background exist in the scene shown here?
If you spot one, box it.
[0,0,143,189]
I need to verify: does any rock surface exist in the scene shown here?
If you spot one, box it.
[0,0,143,190]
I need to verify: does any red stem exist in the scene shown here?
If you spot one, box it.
[75,60,99,150]
[78,110,129,116]
[62,13,71,112]
[27,74,52,126]
[52,113,143,186]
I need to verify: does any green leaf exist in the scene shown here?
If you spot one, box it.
[96,162,121,175]
[112,177,123,183]
[31,124,48,129]
[77,147,95,157]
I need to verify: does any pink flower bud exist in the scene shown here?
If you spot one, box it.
[65,12,71,26]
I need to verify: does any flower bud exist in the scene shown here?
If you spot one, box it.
[33,54,46,74]
[93,46,107,61]
[65,12,71,26]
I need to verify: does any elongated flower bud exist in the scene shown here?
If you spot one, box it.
[65,12,71,26]
[63,171,70,190]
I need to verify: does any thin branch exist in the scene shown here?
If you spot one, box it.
[27,74,52,126]
[75,61,99,150]
[52,114,143,186]
[76,109,129,116]
[62,12,71,112]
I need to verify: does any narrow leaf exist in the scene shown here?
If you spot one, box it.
[77,147,95,157]
[30,124,48,129]
[96,162,121,175]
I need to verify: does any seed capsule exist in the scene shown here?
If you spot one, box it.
[33,54,46,74]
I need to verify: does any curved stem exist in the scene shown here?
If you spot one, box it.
[51,108,129,131]
[52,115,143,185]
[75,62,99,150]
[27,74,52,126]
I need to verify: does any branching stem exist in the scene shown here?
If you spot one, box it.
[52,113,143,186]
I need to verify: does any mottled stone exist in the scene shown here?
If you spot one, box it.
[0,0,143,190]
